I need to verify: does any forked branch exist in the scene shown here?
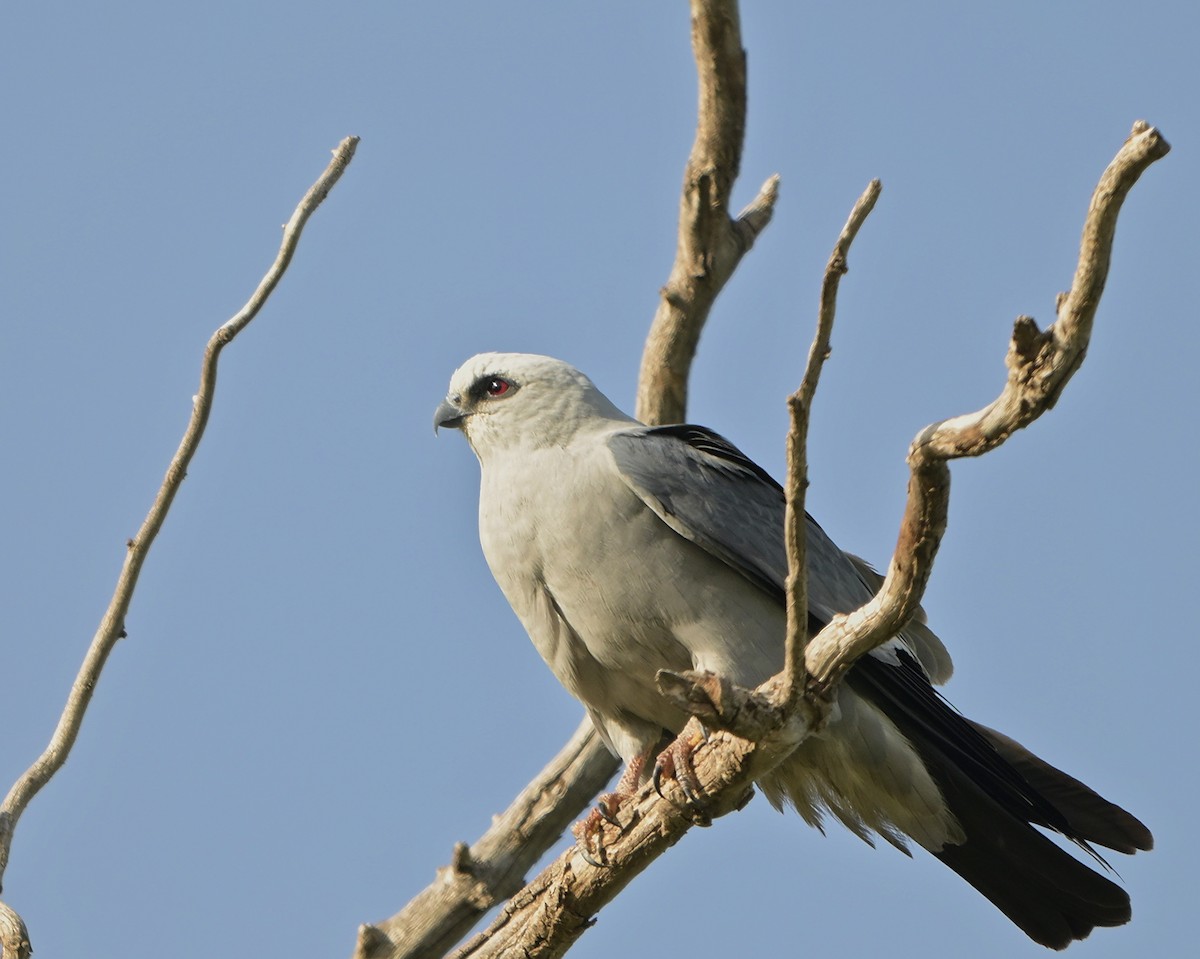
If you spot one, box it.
[636,0,779,426]
[803,121,1169,688]
[445,120,1168,959]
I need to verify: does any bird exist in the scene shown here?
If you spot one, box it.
[434,351,1151,949]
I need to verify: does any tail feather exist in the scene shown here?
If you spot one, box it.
[927,740,1133,949]
[969,720,1153,854]
[845,648,1151,949]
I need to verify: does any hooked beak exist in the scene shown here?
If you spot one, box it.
[434,397,467,434]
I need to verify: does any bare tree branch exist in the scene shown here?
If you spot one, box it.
[444,120,1167,959]
[446,724,774,959]
[370,3,782,955]
[354,718,614,959]
[0,137,359,937]
[803,121,1170,688]
[636,0,779,426]
[780,180,882,708]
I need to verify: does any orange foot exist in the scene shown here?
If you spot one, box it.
[571,750,653,866]
[572,791,632,866]
[652,726,712,826]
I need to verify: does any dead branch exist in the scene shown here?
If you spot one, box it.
[636,0,779,426]
[368,2,779,955]
[446,724,780,959]
[780,180,882,707]
[443,121,1167,959]
[354,718,614,959]
[803,121,1170,688]
[0,136,359,942]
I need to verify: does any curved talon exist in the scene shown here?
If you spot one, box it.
[652,735,710,820]
[652,762,668,801]
[572,810,610,867]
[571,790,633,866]
[576,842,608,868]
[595,797,622,828]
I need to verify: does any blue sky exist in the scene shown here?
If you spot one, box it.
[2,2,1195,957]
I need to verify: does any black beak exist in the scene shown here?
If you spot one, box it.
[434,397,467,433]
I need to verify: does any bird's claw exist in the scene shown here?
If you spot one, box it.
[572,791,632,866]
[594,794,623,828]
[652,731,712,825]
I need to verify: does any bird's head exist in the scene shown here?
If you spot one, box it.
[434,352,633,457]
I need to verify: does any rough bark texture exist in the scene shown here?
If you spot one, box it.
[447,723,791,959]
[0,902,31,959]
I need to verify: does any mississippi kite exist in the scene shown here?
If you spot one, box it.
[435,352,1151,949]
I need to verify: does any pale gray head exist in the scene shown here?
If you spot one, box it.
[434,352,634,457]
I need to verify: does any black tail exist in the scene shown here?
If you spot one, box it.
[849,650,1151,950]
[969,720,1153,855]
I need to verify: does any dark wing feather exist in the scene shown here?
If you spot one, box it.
[607,425,882,628]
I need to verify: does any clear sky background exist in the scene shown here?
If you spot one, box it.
[2,3,1195,957]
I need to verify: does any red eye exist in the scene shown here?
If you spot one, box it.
[485,377,511,397]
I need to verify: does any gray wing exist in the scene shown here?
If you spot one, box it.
[607,424,952,682]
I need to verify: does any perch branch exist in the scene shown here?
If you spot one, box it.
[447,721,796,959]
[448,121,1167,959]
[0,137,359,919]
[636,0,779,425]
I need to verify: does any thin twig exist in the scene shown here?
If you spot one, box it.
[0,137,359,902]
[636,0,779,425]
[780,180,882,708]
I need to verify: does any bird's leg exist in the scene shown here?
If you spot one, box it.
[652,720,713,826]
[594,752,649,825]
